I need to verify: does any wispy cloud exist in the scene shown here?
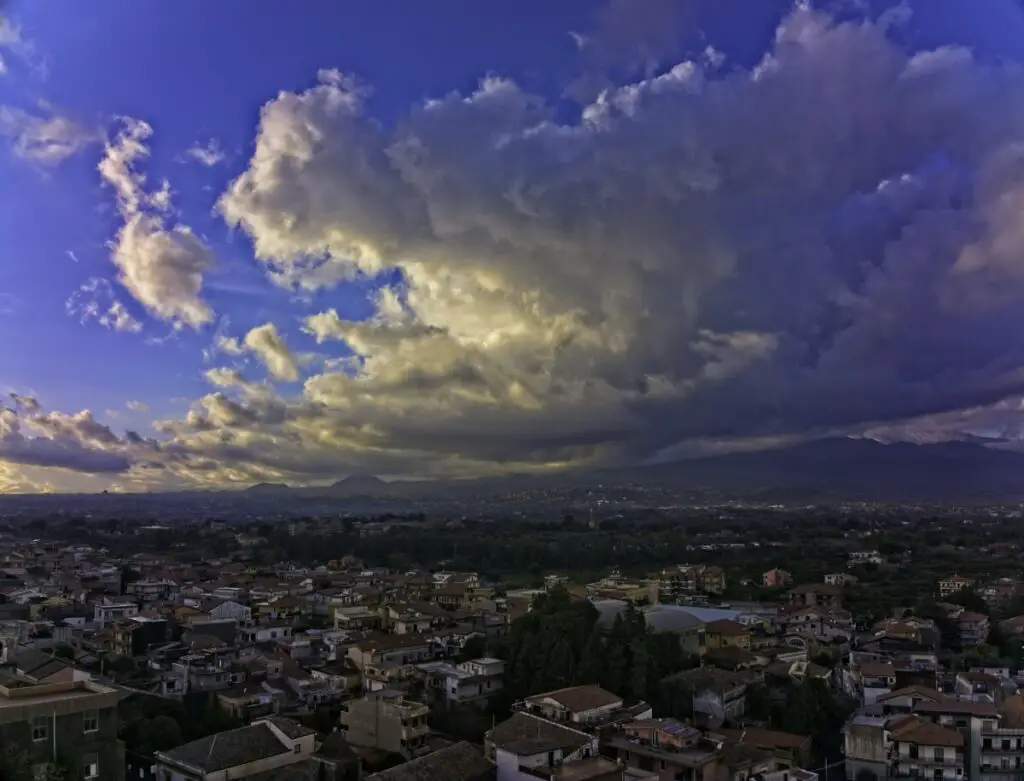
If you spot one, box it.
[0,104,99,164]
[183,139,226,167]
[65,278,143,333]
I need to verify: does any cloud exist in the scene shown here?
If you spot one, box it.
[0,406,132,473]
[126,400,150,413]
[242,323,300,381]
[99,118,215,329]
[184,139,226,167]
[66,278,144,333]
[192,3,1024,482]
[0,16,23,75]
[0,105,99,163]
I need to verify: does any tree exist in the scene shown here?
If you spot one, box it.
[575,630,605,685]
[628,638,649,702]
[457,635,488,663]
[138,715,184,753]
[947,588,988,615]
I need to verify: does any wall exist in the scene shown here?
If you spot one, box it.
[0,704,124,781]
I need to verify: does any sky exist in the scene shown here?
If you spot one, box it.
[4,0,1024,493]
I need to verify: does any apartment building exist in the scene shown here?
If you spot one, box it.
[0,678,124,781]
[340,689,430,758]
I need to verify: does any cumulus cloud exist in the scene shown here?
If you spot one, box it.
[192,3,1024,482]
[66,278,144,333]
[99,118,214,329]
[243,323,300,381]
[0,104,98,163]
[0,406,132,473]
[126,400,149,413]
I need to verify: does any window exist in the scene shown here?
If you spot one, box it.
[83,709,99,733]
[82,754,99,780]
[31,716,47,742]
[909,745,919,759]
[293,744,302,754]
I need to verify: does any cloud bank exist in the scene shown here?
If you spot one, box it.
[12,2,1024,489]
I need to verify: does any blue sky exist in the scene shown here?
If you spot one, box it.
[4,0,1024,492]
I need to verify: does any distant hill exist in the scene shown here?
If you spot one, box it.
[229,437,1024,503]
[243,482,290,493]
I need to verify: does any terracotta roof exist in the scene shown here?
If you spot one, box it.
[876,685,945,704]
[365,741,492,781]
[527,684,622,714]
[353,632,431,652]
[487,712,591,754]
[705,619,748,636]
[890,716,964,748]
[716,727,810,751]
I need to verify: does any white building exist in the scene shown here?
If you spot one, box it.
[93,601,139,628]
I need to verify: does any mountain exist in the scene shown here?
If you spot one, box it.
[230,437,1024,504]
[243,482,290,494]
[632,437,1024,501]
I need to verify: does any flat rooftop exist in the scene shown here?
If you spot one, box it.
[0,680,120,720]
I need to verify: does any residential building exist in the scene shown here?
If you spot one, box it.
[347,633,433,671]
[660,668,750,728]
[113,616,168,658]
[519,685,626,726]
[207,599,251,623]
[419,657,505,705]
[824,573,857,587]
[366,741,494,781]
[848,551,884,567]
[93,601,139,628]
[704,619,751,651]
[762,569,793,588]
[0,678,124,781]
[787,584,843,609]
[154,717,316,781]
[938,575,976,600]
[603,718,721,781]
[485,712,598,764]
[888,714,965,780]
[709,727,812,768]
[843,713,890,781]
[959,612,991,647]
[340,688,430,758]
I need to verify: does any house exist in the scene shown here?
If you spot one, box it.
[602,719,719,781]
[938,575,976,599]
[340,689,430,758]
[207,599,252,623]
[843,713,889,781]
[704,619,751,651]
[787,584,843,609]
[92,600,139,627]
[762,569,793,588]
[348,633,434,671]
[154,717,316,781]
[848,551,883,567]
[419,657,505,705]
[959,612,991,647]
[0,678,124,781]
[239,623,292,645]
[710,727,812,768]
[824,573,857,587]
[856,661,897,705]
[519,685,625,726]
[366,741,494,781]
[661,668,750,728]
[485,712,598,763]
[888,714,965,780]
[113,616,168,657]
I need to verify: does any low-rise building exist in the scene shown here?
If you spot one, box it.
[340,689,430,758]
[93,600,138,628]
[938,575,976,600]
[154,717,316,781]
[519,685,625,726]
[959,612,991,647]
[888,714,965,781]
[763,569,793,588]
[0,678,124,781]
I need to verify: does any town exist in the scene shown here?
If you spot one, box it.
[0,505,1023,781]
